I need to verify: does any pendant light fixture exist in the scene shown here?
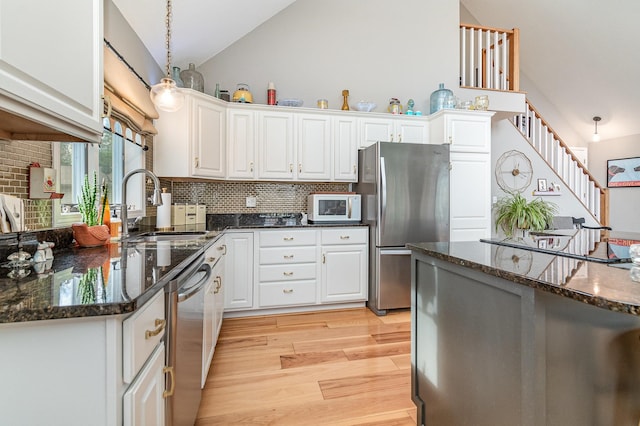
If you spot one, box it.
[150,0,184,112]
[592,116,601,142]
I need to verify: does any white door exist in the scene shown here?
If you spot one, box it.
[333,116,358,182]
[224,233,254,310]
[569,146,588,167]
[321,245,367,302]
[257,111,294,179]
[297,113,331,181]
[227,108,256,179]
[123,344,166,426]
[192,98,226,178]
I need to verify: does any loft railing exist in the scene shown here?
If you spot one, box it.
[513,100,610,226]
[460,24,520,91]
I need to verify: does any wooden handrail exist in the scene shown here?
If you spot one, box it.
[525,101,606,193]
[518,99,610,227]
[460,23,516,34]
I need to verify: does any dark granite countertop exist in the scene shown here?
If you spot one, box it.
[408,231,640,316]
[0,233,218,324]
[0,213,367,324]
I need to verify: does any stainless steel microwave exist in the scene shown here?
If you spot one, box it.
[307,193,361,223]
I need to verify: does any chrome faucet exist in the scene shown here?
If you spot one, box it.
[121,169,163,239]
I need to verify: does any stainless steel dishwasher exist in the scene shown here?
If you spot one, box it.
[165,253,211,426]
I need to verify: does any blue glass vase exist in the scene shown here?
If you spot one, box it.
[430,83,453,114]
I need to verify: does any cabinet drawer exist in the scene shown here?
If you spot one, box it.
[259,263,316,282]
[259,246,317,265]
[259,230,317,247]
[259,281,317,307]
[321,228,368,245]
[205,237,227,268]
[123,291,166,384]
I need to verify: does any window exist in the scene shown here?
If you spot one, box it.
[53,117,145,227]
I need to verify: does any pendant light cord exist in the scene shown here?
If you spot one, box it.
[164,0,173,78]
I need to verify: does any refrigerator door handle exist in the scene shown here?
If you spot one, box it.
[380,156,387,231]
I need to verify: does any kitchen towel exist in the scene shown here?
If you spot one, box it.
[157,191,172,229]
[2,194,23,232]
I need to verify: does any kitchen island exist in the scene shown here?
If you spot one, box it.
[408,231,640,426]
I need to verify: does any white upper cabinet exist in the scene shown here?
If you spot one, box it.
[333,116,358,182]
[256,111,295,180]
[154,90,226,179]
[429,109,493,152]
[296,113,331,181]
[0,0,103,142]
[359,116,429,148]
[227,108,256,179]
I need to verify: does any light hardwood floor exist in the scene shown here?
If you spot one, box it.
[196,308,415,425]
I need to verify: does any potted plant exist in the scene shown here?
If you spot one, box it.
[71,173,111,247]
[494,192,557,238]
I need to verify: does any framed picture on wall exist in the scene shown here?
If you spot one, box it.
[537,178,548,192]
[607,157,640,187]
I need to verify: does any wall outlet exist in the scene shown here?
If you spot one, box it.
[246,196,257,208]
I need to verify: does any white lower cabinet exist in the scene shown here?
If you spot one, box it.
[203,237,226,386]
[224,227,368,315]
[257,229,318,308]
[321,228,368,303]
[224,232,254,310]
[123,343,167,426]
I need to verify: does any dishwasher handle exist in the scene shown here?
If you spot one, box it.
[178,263,212,302]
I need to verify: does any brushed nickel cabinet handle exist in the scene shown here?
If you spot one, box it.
[250,161,254,172]
[299,163,302,173]
[283,237,294,241]
[214,276,222,293]
[353,165,357,174]
[390,134,393,142]
[289,163,293,172]
[145,318,166,339]
[340,235,350,240]
[163,366,175,398]
[322,254,326,264]
[207,256,216,263]
[448,136,453,144]
[195,157,199,168]
[217,244,227,255]
[283,289,294,294]
[398,134,402,142]
[284,255,294,259]
[283,271,293,276]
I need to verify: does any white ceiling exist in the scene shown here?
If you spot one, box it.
[114,0,640,142]
[112,0,296,70]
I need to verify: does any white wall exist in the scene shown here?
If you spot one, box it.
[197,0,459,115]
[588,134,640,232]
[491,119,600,236]
[104,0,162,86]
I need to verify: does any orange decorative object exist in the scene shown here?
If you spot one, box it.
[72,223,111,248]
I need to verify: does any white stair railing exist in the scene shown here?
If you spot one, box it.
[513,100,609,226]
[460,24,520,91]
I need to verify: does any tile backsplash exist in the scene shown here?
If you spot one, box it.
[164,181,350,213]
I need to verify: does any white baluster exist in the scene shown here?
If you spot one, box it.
[501,32,508,90]
[461,27,467,86]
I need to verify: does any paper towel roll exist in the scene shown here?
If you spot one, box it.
[157,192,172,229]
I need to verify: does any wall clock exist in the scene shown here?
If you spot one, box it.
[495,150,533,194]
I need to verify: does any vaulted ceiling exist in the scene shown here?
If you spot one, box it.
[114,0,640,143]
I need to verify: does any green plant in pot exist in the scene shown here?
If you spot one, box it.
[494,192,557,238]
[72,173,111,247]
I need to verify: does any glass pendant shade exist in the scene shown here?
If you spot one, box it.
[150,77,184,112]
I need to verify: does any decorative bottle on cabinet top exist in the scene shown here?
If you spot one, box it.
[172,66,184,88]
[180,63,204,92]
[430,83,454,114]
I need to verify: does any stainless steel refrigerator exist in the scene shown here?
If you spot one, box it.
[354,142,450,315]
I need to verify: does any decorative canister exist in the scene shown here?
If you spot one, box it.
[430,83,454,114]
[388,98,402,114]
[180,63,204,92]
[475,95,489,111]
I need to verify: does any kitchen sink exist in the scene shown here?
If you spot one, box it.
[127,231,212,242]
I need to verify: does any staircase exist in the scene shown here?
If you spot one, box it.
[459,23,609,227]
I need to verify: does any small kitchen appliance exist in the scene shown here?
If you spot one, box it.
[307,193,361,223]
